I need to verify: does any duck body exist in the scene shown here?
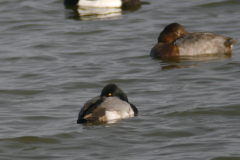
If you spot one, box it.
[64,0,142,8]
[77,84,138,123]
[150,23,238,58]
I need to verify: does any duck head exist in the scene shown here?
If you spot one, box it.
[158,23,187,43]
[101,84,129,102]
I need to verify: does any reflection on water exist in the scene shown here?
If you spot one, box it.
[159,53,232,69]
[65,5,141,21]
[78,7,122,21]
[82,119,121,126]
[78,115,134,126]
[65,6,122,20]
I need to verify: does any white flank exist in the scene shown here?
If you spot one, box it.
[79,0,122,8]
[105,110,134,121]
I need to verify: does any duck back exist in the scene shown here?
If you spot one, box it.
[175,33,238,56]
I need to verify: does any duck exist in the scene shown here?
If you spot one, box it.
[150,23,238,58]
[64,0,147,8]
[77,84,138,123]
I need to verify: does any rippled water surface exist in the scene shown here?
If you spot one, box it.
[1,0,240,159]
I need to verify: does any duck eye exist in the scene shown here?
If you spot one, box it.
[108,93,112,96]
[175,31,180,35]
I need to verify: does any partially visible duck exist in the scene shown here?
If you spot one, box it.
[77,84,138,123]
[150,23,238,58]
[64,0,147,8]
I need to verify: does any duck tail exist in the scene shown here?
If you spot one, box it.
[224,38,238,47]
[230,38,238,45]
[224,38,238,54]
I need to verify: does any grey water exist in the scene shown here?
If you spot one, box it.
[1,0,240,159]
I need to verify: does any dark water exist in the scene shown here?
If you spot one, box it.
[1,0,240,159]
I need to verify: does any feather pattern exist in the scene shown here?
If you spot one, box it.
[175,32,238,56]
[77,84,137,123]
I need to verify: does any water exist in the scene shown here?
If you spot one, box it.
[1,0,240,159]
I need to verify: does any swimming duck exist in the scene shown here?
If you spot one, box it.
[150,23,238,58]
[64,0,145,8]
[77,84,138,123]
